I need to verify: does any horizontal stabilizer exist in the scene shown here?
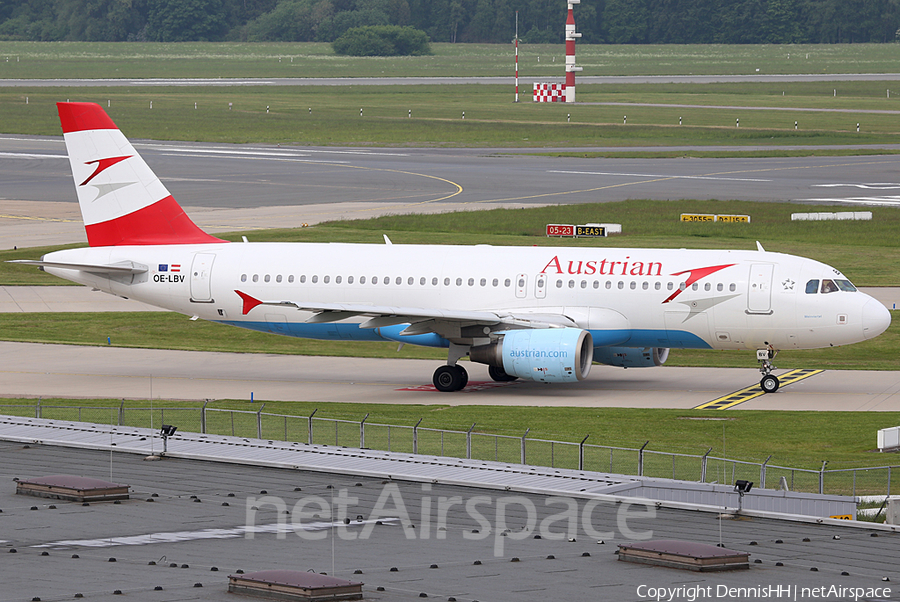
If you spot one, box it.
[9,259,148,274]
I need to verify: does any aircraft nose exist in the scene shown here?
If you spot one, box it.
[862,298,892,340]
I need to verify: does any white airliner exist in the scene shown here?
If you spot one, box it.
[16,102,892,392]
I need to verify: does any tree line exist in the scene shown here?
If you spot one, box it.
[1,0,898,44]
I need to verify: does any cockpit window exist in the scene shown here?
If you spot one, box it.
[835,279,857,292]
[821,279,839,294]
[805,279,819,294]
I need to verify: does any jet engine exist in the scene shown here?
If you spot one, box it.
[592,346,669,368]
[470,328,593,383]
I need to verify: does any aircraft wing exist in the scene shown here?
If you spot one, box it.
[234,290,577,336]
[8,259,149,275]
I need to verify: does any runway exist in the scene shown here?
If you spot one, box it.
[3,135,900,249]
[2,341,899,410]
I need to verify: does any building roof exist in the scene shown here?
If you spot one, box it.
[2,418,899,601]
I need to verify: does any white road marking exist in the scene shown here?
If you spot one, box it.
[0,152,66,159]
[812,183,900,190]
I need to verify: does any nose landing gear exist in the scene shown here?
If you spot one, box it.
[757,343,779,393]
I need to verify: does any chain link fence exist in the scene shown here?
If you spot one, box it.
[2,401,895,496]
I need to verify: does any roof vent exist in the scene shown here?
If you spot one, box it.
[16,476,129,502]
[228,571,363,601]
[617,540,749,572]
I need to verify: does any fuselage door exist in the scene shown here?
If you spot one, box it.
[747,263,774,314]
[515,273,527,299]
[535,274,547,299]
[190,252,216,303]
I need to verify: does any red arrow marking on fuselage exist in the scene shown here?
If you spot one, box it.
[662,263,736,303]
[80,156,132,186]
[235,290,263,315]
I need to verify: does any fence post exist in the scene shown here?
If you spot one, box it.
[889,466,892,497]
[520,428,530,465]
[467,423,476,459]
[760,454,772,489]
[413,418,422,454]
[579,435,589,471]
[638,441,649,477]
[37,397,41,419]
[308,409,317,444]
[201,400,209,434]
[360,413,369,449]
[118,400,125,426]
[256,404,265,439]
[701,448,712,482]
[819,460,827,495]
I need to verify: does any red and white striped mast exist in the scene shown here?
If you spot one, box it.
[565,0,582,103]
[514,11,519,103]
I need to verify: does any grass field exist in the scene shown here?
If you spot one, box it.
[4,84,900,148]
[1,42,900,78]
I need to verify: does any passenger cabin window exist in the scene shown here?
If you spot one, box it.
[241,274,247,282]
[806,279,819,294]
[299,275,306,283]
[288,275,295,283]
[312,275,318,283]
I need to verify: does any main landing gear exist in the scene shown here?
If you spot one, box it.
[433,343,470,392]
[433,364,468,392]
[757,343,779,394]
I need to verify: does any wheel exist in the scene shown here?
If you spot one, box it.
[488,365,518,382]
[433,365,467,392]
[760,374,780,394]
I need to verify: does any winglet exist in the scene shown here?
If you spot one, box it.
[235,290,263,315]
[383,234,393,245]
[756,241,765,252]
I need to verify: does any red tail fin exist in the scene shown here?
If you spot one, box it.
[58,102,224,247]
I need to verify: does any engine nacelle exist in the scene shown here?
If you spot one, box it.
[593,346,669,368]
[470,328,593,383]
